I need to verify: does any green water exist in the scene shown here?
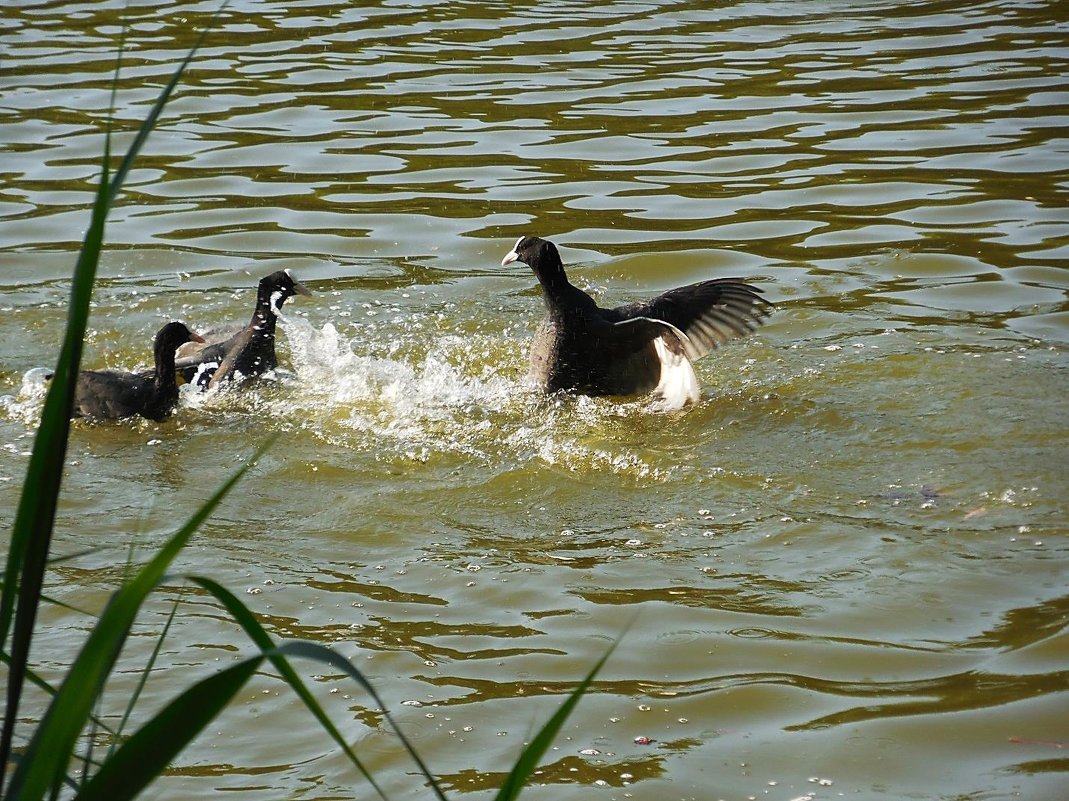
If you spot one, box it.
[2,1,1068,799]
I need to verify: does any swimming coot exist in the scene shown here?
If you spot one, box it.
[72,321,205,421]
[174,269,311,388]
[501,236,773,408]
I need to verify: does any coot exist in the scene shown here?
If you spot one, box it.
[501,236,773,408]
[72,321,205,421]
[174,269,311,388]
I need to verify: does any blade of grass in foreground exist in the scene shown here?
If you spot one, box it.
[73,638,427,801]
[74,657,264,801]
[5,437,274,801]
[108,597,182,758]
[0,133,112,798]
[0,6,227,794]
[492,638,621,801]
[275,640,452,801]
[191,577,399,801]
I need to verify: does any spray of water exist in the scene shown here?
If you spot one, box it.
[1,315,677,479]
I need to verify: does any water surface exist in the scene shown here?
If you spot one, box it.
[2,1,1068,799]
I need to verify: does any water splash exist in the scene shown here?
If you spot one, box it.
[186,314,676,478]
[0,319,677,478]
[0,367,51,427]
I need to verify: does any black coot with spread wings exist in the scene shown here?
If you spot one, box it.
[501,236,773,408]
[174,269,311,388]
[72,321,205,421]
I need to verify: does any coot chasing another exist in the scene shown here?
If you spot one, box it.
[174,269,312,388]
[501,236,773,409]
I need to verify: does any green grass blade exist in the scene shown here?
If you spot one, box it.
[0,9,225,792]
[272,641,450,801]
[0,160,112,798]
[189,576,392,801]
[492,639,621,801]
[5,438,273,801]
[110,597,182,755]
[0,651,117,743]
[73,657,263,801]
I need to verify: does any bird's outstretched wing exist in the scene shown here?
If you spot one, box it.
[615,279,773,362]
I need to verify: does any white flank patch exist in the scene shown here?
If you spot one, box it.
[652,336,700,410]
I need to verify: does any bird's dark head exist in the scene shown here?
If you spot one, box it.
[501,236,558,268]
[260,269,312,313]
[501,236,568,289]
[154,321,204,359]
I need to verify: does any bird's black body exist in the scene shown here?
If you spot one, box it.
[72,322,204,421]
[501,236,773,407]
[174,269,311,388]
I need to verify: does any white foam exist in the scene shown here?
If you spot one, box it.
[267,316,674,477]
[0,368,52,426]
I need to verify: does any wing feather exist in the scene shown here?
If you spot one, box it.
[616,278,773,362]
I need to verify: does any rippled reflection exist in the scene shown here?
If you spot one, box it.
[2,0,1068,799]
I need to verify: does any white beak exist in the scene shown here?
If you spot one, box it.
[501,235,525,266]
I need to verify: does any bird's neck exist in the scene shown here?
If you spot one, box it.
[538,270,594,314]
[535,264,574,301]
[250,293,281,336]
[152,346,179,390]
